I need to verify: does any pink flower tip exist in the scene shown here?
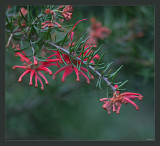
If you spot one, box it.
[136,107,140,111]
[53,76,56,80]
[35,85,38,88]
[18,79,22,82]
[76,79,80,82]
[45,82,49,85]
[12,67,16,70]
[139,96,143,100]
[41,87,44,90]
[87,80,90,84]
[114,84,118,89]
[102,105,106,109]
[91,75,94,79]
[29,83,33,86]
[100,99,103,102]
[50,11,54,15]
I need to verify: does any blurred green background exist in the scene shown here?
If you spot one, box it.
[5,6,154,140]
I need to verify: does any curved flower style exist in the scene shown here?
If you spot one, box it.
[100,84,143,114]
[12,49,55,90]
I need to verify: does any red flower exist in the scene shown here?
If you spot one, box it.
[53,65,94,84]
[45,9,50,14]
[41,21,62,29]
[21,20,26,27]
[62,5,73,21]
[100,84,143,114]
[7,5,11,10]
[93,27,112,40]
[52,48,98,83]
[12,49,55,90]
[20,7,28,16]
[86,17,111,45]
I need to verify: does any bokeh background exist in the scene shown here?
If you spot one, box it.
[5,6,154,140]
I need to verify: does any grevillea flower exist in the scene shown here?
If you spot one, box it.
[20,7,28,16]
[48,19,99,83]
[12,49,56,90]
[53,64,94,84]
[100,85,143,114]
[45,9,54,15]
[92,27,112,40]
[61,5,73,21]
[41,21,61,29]
[45,9,50,14]
[86,17,111,45]
[52,45,98,84]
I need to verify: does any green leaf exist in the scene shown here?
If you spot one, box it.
[83,46,93,59]
[54,27,65,32]
[90,44,103,60]
[5,14,10,24]
[80,36,91,45]
[59,50,69,66]
[96,78,100,87]
[56,27,72,45]
[98,78,102,89]
[73,32,88,53]
[69,56,77,68]
[118,80,128,88]
[63,25,74,28]
[95,51,107,69]
[101,62,113,76]
[56,13,64,19]
[19,9,27,22]
[27,6,30,22]
[109,65,123,81]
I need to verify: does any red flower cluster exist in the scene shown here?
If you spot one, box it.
[52,51,95,84]
[45,9,54,15]
[49,31,99,83]
[86,17,112,45]
[41,21,62,29]
[100,85,143,114]
[59,5,73,21]
[12,45,56,90]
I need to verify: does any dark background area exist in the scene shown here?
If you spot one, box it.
[5,6,154,140]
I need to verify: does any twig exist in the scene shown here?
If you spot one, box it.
[30,40,35,55]
[6,33,13,48]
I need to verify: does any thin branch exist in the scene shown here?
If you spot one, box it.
[30,40,35,55]
[6,33,13,48]
[47,42,117,93]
